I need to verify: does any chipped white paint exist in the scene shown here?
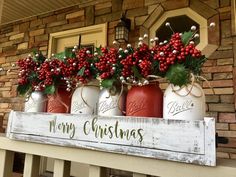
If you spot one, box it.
[6,111,216,166]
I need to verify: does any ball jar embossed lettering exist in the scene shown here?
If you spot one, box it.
[71,80,100,114]
[126,82,163,118]
[163,83,205,120]
[24,91,47,112]
[98,88,126,116]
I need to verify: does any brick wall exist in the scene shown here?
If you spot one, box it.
[0,0,235,159]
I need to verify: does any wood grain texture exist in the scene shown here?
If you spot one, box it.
[6,111,216,166]
[23,154,40,177]
[133,173,146,177]
[53,159,70,177]
[89,165,102,177]
[0,149,14,177]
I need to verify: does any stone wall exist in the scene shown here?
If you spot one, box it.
[0,0,235,159]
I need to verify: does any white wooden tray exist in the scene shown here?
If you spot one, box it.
[6,111,216,166]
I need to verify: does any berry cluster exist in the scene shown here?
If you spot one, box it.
[64,57,78,77]
[75,48,95,83]
[17,57,37,85]
[120,53,134,78]
[17,53,46,94]
[119,42,153,85]
[152,32,202,72]
[38,58,65,87]
[135,43,152,77]
[95,47,118,79]
[17,22,214,94]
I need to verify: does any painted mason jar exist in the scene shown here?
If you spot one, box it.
[70,80,100,114]
[24,91,47,112]
[126,82,163,118]
[47,87,71,113]
[163,83,205,120]
[98,87,126,116]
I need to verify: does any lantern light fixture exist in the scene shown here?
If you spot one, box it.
[115,14,131,43]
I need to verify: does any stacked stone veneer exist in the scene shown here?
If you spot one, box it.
[0,0,235,159]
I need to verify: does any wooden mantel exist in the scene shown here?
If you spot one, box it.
[0,135,236,177]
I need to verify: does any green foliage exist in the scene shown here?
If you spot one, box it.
[31,50,45,63]
[152,60,165,77]
[54,51,66,61]
[54,49,75,61]
[132,66,142,79]
[32,48,38,55]
[28,72,38,82]
[44,85,56,95]
[65,48,75,58]
[166,64,189,87]
[184,55,207,75]
[181,31,193,45]
[101,78,115,88]
[17,84,31,96]
[95,47,102,56]
[77,67,85,76]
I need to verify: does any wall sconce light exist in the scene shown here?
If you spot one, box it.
[115,14,131,43]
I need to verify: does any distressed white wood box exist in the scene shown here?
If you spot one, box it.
[6,111,216,166]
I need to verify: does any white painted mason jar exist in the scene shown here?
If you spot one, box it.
[163,83,205,120]
[70,80,100,114]
[98,88,126,116]
[24,91,47,112]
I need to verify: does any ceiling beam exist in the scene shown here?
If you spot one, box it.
[0,0,4,24]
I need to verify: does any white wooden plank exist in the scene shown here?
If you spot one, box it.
[39,157,47,175]
[204,117,216,166]
[89,165,101,177]
[53,159,71,177]
[23,154,40,177]
[6,111,216,166]
[0,150,14,177]
[133,173,146,177]
[8,111,205,154]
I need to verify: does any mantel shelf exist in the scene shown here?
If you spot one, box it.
[0,134,236,177]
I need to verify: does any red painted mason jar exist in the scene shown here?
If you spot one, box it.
[47,87,71,113]
[126,82,163,118]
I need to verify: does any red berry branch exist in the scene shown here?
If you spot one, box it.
[17,22,215,94]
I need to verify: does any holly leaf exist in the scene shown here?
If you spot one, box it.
[17,84,31,96]
[44,85,56,94]
[54,52,66,60]
[166,64,189,87]
[184,55,207,75]
[181,31,193,45]
[152,61,165,77]
[28,72,38,81]
[77,67,85,76]
[71,52,76,58]
[95,47,102,56]
[101,78,115,88]
[65,49,75,58]
[132,66,142,79]
[37,52,46,63]
[32,48,38,55]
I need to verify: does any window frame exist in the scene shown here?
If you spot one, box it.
[149,8,217,57]
[48,23,107,57]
